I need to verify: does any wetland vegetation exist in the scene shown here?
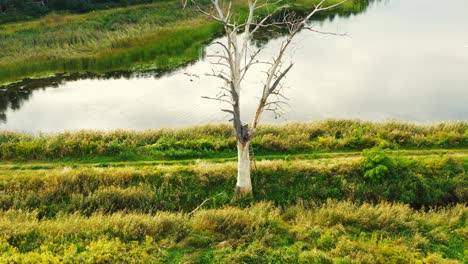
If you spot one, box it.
[1,120,467,161]
[0,201,466,263]
[1,0,467,262]
[0,120,467,262]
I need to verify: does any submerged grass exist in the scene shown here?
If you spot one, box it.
[0,0,371,85]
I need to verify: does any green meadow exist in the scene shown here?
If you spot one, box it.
[0,120,467,262]
[0,0,370,85]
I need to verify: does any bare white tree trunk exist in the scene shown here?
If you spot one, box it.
[236,140,252,194]
[191,0,346,195]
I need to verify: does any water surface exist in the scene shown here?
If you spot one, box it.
[1,0,467,132]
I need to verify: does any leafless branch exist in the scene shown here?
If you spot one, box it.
[303,26,347,36]
[205,69,231,83]
[190,0,347,143]
[201,96,234,105]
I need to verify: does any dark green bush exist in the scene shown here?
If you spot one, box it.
[362,147,396,183]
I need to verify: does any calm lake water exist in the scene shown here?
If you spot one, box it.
[1,0,467,132]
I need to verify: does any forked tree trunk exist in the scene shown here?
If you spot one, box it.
[236,140,252,195]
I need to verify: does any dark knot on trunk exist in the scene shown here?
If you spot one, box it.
[240,124,249,144]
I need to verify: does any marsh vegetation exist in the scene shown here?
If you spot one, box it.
[1,201,466,263]
[1,0,467,261]
[0,120,467,160]
[0,120,467,262]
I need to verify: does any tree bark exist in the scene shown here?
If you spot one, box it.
[193,0,346,196]
[236,140,252,195]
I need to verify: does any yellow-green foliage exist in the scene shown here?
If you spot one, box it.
[0,201,465,262]
[0,120,467,161]
[0,121,466,262]
[0,154,466,217]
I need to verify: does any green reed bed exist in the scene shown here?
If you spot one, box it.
[0,0,370,85]
[0,3,219,84]
[0,22,221,83]
[0,201,465,262]
[0,120,467,161]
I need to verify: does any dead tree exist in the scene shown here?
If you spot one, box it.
[191,0,346,194]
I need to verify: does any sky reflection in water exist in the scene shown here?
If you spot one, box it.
[1,0,467,132]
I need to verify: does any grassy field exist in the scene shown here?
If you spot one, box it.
[0,0,370,85]
[0,120,467,262]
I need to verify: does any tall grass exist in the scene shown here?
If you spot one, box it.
[0,1,211,83]
[0,118,465,262]
[0,22,221,83]
[0,120,467,161]
[0,201,465,262]
[0,153,465,217]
